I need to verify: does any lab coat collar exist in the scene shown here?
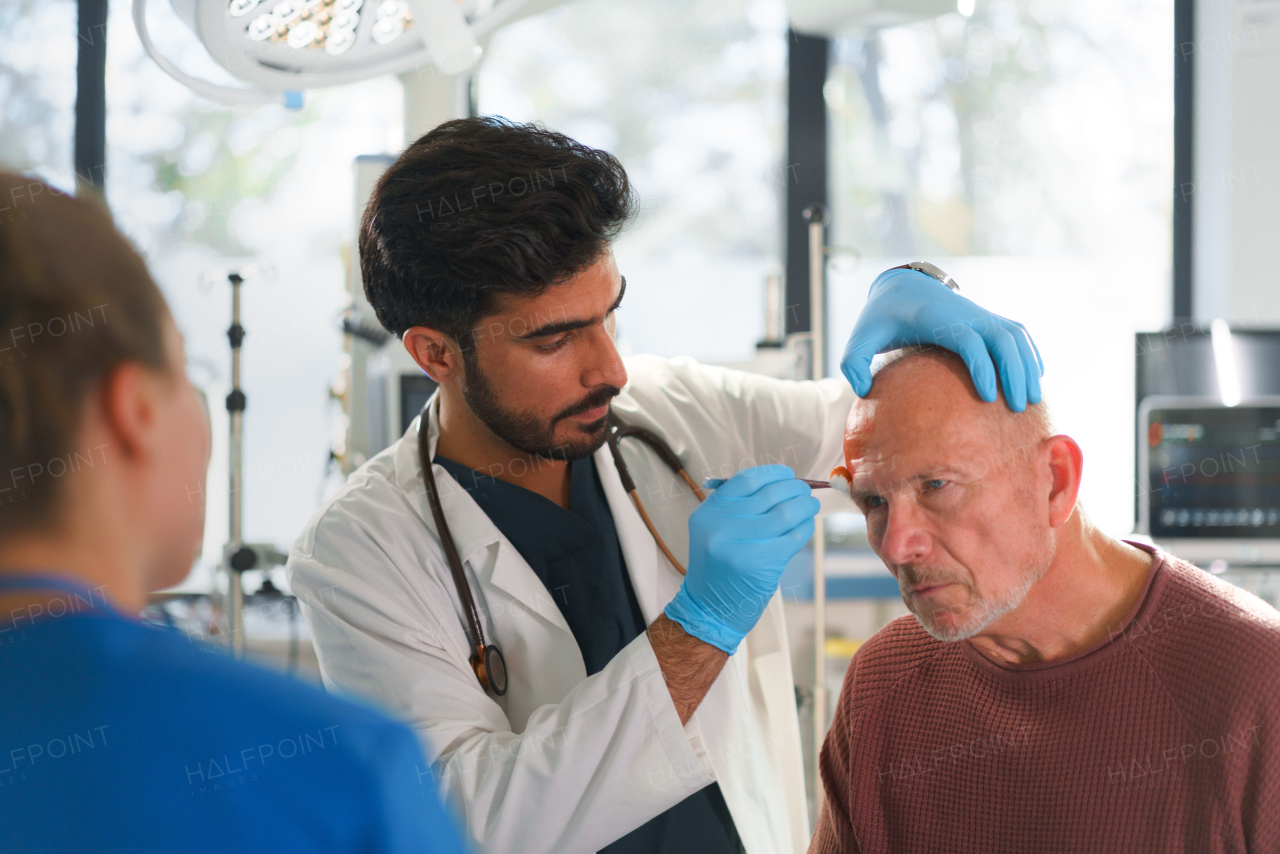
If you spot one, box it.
[395,394,575,637]
[392,393,685,636]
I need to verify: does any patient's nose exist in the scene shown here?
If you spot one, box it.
[877,501,931,567]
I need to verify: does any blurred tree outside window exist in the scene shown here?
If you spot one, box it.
[478,0,791,364]
[0,0,403,590]
[827,0,1171,261]
[1,1,77,188]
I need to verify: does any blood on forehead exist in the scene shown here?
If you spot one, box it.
[843,400,877,468]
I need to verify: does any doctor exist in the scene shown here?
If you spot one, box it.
[287,116,1042,854]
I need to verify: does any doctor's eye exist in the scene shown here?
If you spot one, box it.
[536,333,572,353]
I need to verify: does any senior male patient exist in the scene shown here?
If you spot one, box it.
[810,347,1280,853]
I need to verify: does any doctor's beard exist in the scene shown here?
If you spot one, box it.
[460,353,621,461]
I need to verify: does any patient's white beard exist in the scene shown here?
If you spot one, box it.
[910,557,1051,642]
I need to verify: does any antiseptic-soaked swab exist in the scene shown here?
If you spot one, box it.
[702,467,852,497]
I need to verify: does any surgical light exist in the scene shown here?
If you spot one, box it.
[787,0,959,35]
[133,0,559,107]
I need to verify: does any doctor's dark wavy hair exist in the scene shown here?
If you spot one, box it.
[358,116,638,345]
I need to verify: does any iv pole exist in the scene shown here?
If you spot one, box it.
[225,272,247,658]
[803,203,828,808]
[220,267,289,660]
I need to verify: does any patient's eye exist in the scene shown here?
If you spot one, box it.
[863,495,887,511]
[923,479,947,491]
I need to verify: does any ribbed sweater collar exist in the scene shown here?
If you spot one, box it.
[959,542,1168,681]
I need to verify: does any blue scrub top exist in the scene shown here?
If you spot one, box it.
[0,574,469,854]
[435,454,744,854]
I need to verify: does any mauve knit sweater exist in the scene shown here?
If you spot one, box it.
[810,545,1280,854]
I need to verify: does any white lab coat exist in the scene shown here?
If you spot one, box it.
[287,355,853,854]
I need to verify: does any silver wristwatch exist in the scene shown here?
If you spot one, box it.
[893,261,960,291]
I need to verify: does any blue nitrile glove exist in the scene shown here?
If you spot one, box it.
[840,267,1044,412]
[664,465,820,654]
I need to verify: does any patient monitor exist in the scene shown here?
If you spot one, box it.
[1138,396,1280,565]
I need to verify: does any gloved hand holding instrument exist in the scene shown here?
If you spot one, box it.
[663,465,821,654]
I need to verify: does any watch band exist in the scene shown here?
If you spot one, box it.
[891,261,960,291]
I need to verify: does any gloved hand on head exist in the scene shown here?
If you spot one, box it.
[663,465,820,655]
[840,267,1044,412]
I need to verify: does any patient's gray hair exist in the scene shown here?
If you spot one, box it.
[871,346,1056,466]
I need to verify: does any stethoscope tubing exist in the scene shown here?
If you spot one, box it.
[417,405,703,694]
[418,406,507,695]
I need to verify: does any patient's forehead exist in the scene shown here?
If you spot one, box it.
[844,352,996,467]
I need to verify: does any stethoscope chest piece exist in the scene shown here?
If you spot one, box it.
[475,643,508,696]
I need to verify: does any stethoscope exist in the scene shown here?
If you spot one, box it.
[417,403,706,696]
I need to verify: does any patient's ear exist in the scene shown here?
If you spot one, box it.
[1044,436,1083,528]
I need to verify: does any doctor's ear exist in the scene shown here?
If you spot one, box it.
[403,326,465,383]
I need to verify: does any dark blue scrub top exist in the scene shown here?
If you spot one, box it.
[0,575,468,854]
[435,454,744,854]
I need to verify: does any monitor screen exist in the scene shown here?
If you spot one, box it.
[1140,398,1280,539]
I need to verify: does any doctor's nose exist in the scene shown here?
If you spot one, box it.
[583,324,628,390]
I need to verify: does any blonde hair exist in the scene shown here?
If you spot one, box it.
[0,173,170,536]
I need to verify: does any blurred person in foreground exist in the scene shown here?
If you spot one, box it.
[811,346,1280,853]
[0,172,468,854]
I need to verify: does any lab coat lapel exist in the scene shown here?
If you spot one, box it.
[593,442,684,623]
[594,439,795,853]
[400,395,575,638]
